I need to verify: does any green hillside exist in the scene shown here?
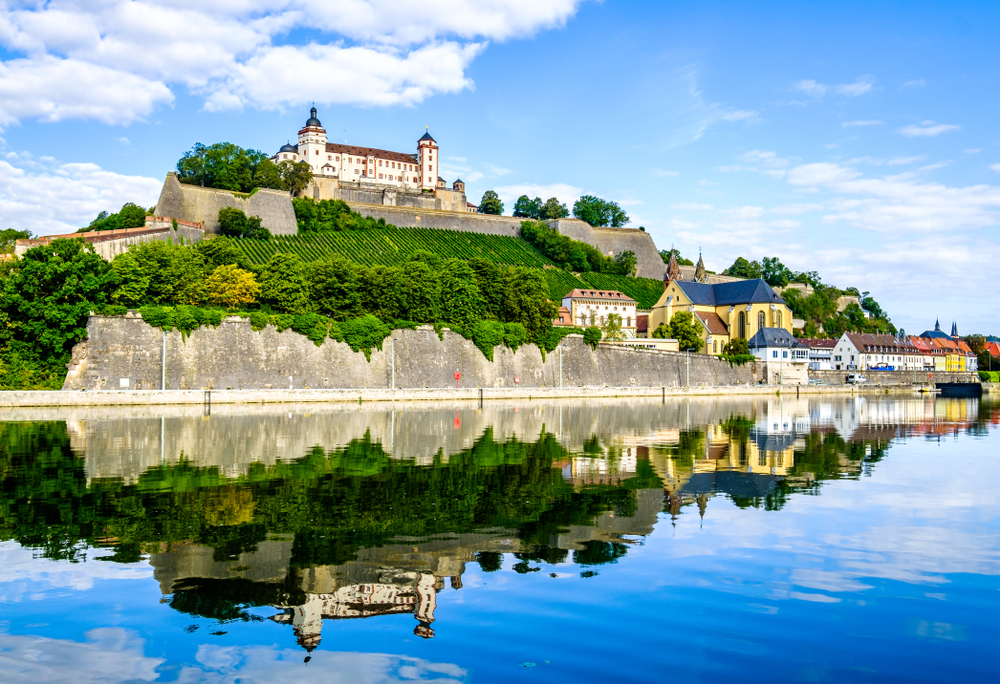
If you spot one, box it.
[235,228,556,269]
[579,273,664,309]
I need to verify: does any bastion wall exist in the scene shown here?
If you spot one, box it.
[62,315,755,391]
[154,173,298,235]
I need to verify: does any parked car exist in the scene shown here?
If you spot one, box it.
[847,373,867,384]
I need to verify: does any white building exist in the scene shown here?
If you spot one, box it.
[561,289,638,337]
[747,327,809,385]
[832,332,923,371]
[798,338,837,370]
[274,107,439,192]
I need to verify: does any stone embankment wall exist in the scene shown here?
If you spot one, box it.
[154,173,297,235]
[62,315,754,391]
[14,220,205,260]
[808,369,979,385]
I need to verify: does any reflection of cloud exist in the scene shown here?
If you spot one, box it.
[184,644,467,683]
[0,629,163,683]
[0,542,151,598]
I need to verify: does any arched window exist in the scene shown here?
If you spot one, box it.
[758,311,765,331]
[775,311,782,328]
[626,317,631,327]
[713,339,718,353]
[738,311,747,339]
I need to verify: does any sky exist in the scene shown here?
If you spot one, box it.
[0,0,997,335]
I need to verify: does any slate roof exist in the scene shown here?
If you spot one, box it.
[324,143,418,165]
[694,311,728,335]
[419,131,436,142]
[920,329,951,340]
[747,327,807,350]
[676,278,784,306]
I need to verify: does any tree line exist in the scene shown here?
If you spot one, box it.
[176,142,313,195]
[519,220,636,276]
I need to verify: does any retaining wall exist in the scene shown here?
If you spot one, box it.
[154,173,298,235]
[62,315,755,392]
[808,369,979,385]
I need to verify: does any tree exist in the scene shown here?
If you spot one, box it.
[176,142,285,193]
[438,259,483,328]
[723,338,749,355]
[306,254,362,321]
[0,239,117,373]
[111,240,208,307]
[859,291,887,320]
[965,334,987,355]
[218,207,271,240]
[195,236,251,270]
[80,202,147,233]
[277,160,313,196]
[614,250,637,277]
[601,313,625,341]
[204,265,260,309]
[258,253,311,313]
[513,195,542,219]
[479,190,504,215]
[396,260,440,323]
[668,312,704,352]
[760,256,793,287]
[659,249,693,266]
[572,195,629,227]
[651,323,670,339]
[583,327,602,348]
[501,268,557,340]
[541,197,569,219]
[0,228,31,254]
[723,257,762,279]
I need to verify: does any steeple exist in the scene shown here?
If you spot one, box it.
[664,246,682,288]
[694,249,706,283]
[951,321,958,338]
[934,318,941,333]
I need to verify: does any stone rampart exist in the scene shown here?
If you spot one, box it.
[14,221,205,261]
[548,219,666,279]
[62,315,755,391]
[808,369,979,385]
[154,173,297,235]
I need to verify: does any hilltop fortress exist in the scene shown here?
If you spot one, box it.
[150,107,667,279]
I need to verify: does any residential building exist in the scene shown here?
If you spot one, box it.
[562,289,638,337]
[647,252,794,354]
[553,306,572,326]
[797,338,837,370]
[747,328,809,385]
[832,333,922,371]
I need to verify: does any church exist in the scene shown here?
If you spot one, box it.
[273,107,448,193]
[645,252,795,354]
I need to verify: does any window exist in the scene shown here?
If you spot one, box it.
[775,311,782,328]
[713,339,717,353]
[328,155,332,160]
[758,311,765,330]
[738,311,747,339]
[315,150,319,155]
[783,351,788,358]
[773,351,778,358]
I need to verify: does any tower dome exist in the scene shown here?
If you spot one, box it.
[279,142,297,153]
[306,107,322,127]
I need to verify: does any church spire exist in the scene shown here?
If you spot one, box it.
[664,245,682,288]
[694,249,706,283]
[934,317,941,332]
[951,321,958,338]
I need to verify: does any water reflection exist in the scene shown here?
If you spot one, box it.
[1,395,997,660]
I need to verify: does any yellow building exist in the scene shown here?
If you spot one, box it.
[646,253,794,353]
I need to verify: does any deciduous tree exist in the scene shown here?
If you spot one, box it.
[204,265,260,309]
[668,312,705,352]
[478,190,504,215]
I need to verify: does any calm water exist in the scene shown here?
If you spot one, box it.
[1,395,998,683]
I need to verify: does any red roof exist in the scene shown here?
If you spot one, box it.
[563,289,635,302]
[324,143,417,165]
[798,338,837,349]
[986,341,1000,357]
[694,311,728,335]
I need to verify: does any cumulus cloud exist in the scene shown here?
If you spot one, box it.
[842,120,883,127]
[886,155,925,166]
[793,75,875,99]
[0,155,162,236]
[899,120,960,137]
[0,1,586,124]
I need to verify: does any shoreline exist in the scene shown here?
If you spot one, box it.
[0,384,945,408]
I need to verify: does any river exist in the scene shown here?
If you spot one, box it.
[1,395,997,682]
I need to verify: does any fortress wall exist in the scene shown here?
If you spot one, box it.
[154,173,297,235]
[63,316,755,392]
[345,204,525,236]
[14,224,205,261]
[549,219,666,280]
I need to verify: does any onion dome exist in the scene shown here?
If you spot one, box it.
[306,107,322,127]
[279,142,297,153]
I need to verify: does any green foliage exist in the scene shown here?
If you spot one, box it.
[978,370,999,382]
[80,202,148,233]
[668,311,705,352]
[137,305,225,334]
[583,326,602,348]
[578,272,663,309]
[723,338,749,355]
[293,197,359,232]
[718,353,756,366]
[572,195,629,227]
[305,254,361,320]
[259,253,310,314]
[660,248,693,266]
[195,236,252,270]
[438,259,483,328]
[513,196,569,220]
[111,240,208,307]
[519,220,620,273]
[723,256,763,279]
[329,315,392,361]
[614,250,637,277]
[965,334,987,355]
[276,160,314,196]
[218,207,271,240]
[478,190,504,215]
[176,142,289,193]
[651,323,670,339]
[468,320,506,361]
[0,228,32,253]
[0,239,117,387]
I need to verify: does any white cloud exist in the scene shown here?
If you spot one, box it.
[965,149,982,154]
[770,202,823,215]
[671,203,714,211]
[494,182,582,208]
[651,168,679,177]
[842,120,883,127]
[0,630,163,684]
[990,163,1000,173]
[0,155,162,236]
[793,75,875,99]
[902,79,927,88]
[720,109,760,122]
[899,120,960,138]
[886,155,926,166]
[0,1,586,124]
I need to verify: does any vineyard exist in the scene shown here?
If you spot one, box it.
[579,273,665,309]
[234,227,556,269]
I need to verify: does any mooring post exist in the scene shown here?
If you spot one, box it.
[479,387,483,408]
[204,389,211,415]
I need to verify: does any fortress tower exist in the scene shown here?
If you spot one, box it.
[298,107,328,174]
[418,128,438,191]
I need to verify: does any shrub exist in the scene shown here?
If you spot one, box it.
[218,207,271,240]
[469,320,506,361]
[583,326,602,349]
[502,322,528,352]
[204,264,259,309]
[331,315,392,361]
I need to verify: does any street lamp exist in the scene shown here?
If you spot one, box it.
[685,347,697,387]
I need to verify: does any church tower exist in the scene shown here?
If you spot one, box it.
[417,128,438,191]
[951,321,959,338]
[694,251,706,283]
[663,248,683,289]
[298,107,328,174]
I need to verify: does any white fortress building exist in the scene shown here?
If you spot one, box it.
[274,107,465,197]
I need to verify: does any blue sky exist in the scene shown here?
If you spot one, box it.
[0,1,997,334]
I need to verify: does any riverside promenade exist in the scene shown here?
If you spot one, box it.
[0,383,931,408]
